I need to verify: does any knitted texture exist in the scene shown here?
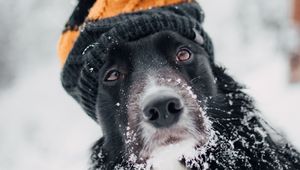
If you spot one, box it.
[58,0,191,65]
[60,0,214,121]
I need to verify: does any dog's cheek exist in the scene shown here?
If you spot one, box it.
[96,97,118,127]
[95,84,124,129]
[95,95,128,160]
[118,84,132,126]
[188,61,217,98]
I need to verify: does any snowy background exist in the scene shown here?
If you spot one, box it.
[0,0,299,169]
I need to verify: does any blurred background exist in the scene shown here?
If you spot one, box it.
[0,0,299,169]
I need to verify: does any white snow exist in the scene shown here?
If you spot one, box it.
[0,0,299,170]
[146,139,196,170]
[0,61,100,170]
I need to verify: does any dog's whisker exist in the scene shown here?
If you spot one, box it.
[189,76,202,84]
[205,107,232,114]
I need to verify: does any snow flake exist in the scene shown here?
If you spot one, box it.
[82,43,98,55]
[192,94,197,99]
[129,154,138,163]
[203,162,209,170]
[229,100,233,106]
[214,78,218,83]
[186,86,192,90]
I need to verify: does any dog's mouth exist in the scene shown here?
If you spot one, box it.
[162,134,184,145]
[150,126,190,146]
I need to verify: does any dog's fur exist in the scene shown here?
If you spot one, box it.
[83,30,300,170]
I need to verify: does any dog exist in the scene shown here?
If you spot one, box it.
[86,30,300,170]
[58,0,300,169]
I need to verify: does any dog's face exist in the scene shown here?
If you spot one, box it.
[95,31,216,163]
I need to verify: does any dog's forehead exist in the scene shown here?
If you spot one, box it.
[108,31,190,56]
[105,31,195,71]
[125,31,192,63]
[129,31,188,49]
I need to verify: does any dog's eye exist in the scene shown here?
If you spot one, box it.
[176,49,191,62]
[104,70,121,82]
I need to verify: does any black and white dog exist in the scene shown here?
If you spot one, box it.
[87,31,300,169]
[59,0,300,169]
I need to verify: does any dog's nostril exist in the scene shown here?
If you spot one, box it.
[143,96,183,128]
[148,108,159,121]
[167,100,183,114]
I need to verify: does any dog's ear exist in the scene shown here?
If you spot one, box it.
[193,28,204,45]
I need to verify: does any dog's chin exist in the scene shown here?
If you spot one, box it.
[144,137,199,170]
[140,125,208,170]
[139,124,206,160]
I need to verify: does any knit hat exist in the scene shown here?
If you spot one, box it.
[59,0,214,121]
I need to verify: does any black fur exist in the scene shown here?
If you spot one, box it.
[86,31,300,170]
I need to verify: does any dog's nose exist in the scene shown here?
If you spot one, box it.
[143,96,183,128]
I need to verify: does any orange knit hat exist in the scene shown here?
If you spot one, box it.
[58,0,191,66]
